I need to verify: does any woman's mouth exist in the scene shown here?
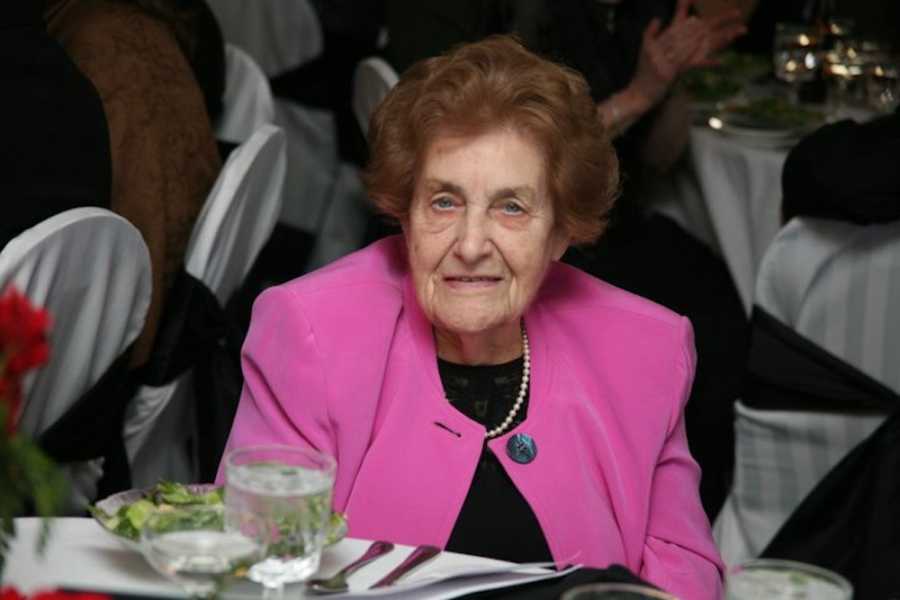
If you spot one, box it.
[443,275,502,289]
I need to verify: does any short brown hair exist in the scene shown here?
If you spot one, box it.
[363,35,619,245]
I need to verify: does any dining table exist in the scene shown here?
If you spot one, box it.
[647,94,881,316]
[3,518,573,599]
[648,124,790,316]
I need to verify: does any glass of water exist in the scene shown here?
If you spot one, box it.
[866,57,899,113]
[726,559,852,600]
[774,23,823,104]
[224,444,337,597]
[561,583,678,599]
[141,505,261,598]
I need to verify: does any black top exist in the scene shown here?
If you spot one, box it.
[1,0,111,249]
[438,356,554,563]
[781,106,900,226]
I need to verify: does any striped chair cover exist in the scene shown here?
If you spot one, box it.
[715,216,900,565]
[216,44,275,144]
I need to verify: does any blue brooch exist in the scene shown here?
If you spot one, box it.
[506,433,537,464]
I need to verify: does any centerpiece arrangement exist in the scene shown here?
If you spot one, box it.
[0,286,66,576]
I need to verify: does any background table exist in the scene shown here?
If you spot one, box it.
[4,518,566,599]
[651,126,789,314]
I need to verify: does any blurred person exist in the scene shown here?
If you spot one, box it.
[44,0,223,365]
[219,36,723,598]
[1,0,110,248]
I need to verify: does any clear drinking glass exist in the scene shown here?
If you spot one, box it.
[561,583,678,599]
[866,56,900,113]
[224,444,337,598]
[726,559,852,600]
[774,23,823,104]
[141,505,261,598]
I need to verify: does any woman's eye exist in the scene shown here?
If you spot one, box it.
[431,196,455,210]
[502,201,524,215]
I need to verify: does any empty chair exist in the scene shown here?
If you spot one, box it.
[125,124,287,486]
[0,207,152,510]
[715,216,900,565]
[205,0,323,78]
[216,43,275,144]
[352,56,399,138]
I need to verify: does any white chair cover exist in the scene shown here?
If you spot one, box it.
[205,0,323,78]
[274,100,338,233]
[276,55,399,266]
[352,56,399,138]
[715,217,900,565]
[0,208,152,509]
[125,124,287,486]
[216,44,275,144]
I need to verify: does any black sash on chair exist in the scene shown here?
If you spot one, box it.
[38,347,139,501]
[745,308,900,599]
[743,307,898,413]
[138,269,244,484]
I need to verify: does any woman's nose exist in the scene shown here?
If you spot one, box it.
[454,212,492,263]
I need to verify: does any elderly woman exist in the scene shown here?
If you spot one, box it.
[219,36,723,598]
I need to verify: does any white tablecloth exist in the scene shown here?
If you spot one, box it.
[4,519,568,599]
[651,127,789,314]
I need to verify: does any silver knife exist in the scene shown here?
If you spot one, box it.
[368,544,441,589]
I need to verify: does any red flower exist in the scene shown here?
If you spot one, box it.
[0,287,51,376]
[0,588,26,600]
[33,591,111,600]
[1,590,110,600]
[0,287,51,435]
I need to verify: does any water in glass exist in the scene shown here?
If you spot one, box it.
[726,559,852,600]
[144,530,260,596]
[224,446,336,589]
[141,506,260,598]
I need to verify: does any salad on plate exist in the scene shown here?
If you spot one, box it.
[90,481,347,547]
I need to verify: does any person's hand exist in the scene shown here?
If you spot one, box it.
[630,0,745,107]
[681,5,747,68]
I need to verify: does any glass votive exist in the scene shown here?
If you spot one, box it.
[726,558,852,600]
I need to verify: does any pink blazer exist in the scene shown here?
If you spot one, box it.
[218,236,724,599]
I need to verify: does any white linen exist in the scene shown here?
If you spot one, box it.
[715,217,900,565]
[274,100,338,233]
[217,44,276,144]
[353,57,399,138]
[0,208,152,511]
[651,126,789,314]
[205,0,323,78]
[5,518,570,599]
[125,125,287,486]
[274,101,370,266]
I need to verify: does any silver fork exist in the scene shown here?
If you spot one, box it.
[306,540,395,594]
[368,544,441,589]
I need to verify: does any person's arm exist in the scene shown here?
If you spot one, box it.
[640,318,725,599]
[598,0,744,142]
[637,90,692,173]
[65,4,221,366]
[215,286,338,483]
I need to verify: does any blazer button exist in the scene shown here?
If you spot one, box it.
[506,433,537,464]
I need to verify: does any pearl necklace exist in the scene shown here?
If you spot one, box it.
[484,326,530,440]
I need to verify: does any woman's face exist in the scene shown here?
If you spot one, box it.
[404,128,569,342]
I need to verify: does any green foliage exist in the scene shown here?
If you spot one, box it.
[154,481,223,506]
[0,405,68,578]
